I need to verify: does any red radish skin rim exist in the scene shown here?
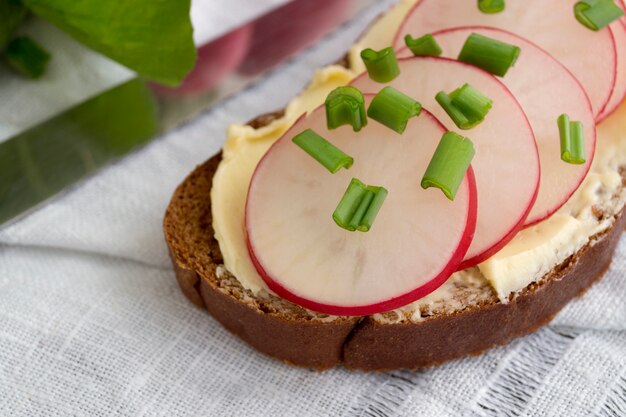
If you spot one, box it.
[615,0,626,121]
[596,23,619,118]
[351,56,540,269]
[245,110,478,316]
[598,19,626,121]
[426,27,596,230]
[392,0,618,120]
[614,20,626,110]
[613,20,626,109]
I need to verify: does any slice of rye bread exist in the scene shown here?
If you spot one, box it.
[163,109,626,371]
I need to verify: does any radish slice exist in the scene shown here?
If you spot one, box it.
[246,106,477,316]
[599,20,626,120]
[351,57,539,269]
[431,27,596,226]
[393,0,617,119]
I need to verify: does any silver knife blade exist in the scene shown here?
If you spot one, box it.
[0,0,380,227]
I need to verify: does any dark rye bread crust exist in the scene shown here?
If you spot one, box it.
[163,111,626,370]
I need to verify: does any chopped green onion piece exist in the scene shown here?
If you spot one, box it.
[574,0,624,31]
[435,84,492,130]
[360,47,400,83]
[292,129,353,173]
[404,34,442,56]
[557,114,586,164]
[435,92,472,129]
[367,86,422,134]
[333,178,388,232]
[333,179,366,231]
[450,83,493,121]
[348,190,374,231]
[325,86,367,132]
[4,36,51,79]
[421,132,475,201]
[458,33,521,77]
[478,0,505,14]
[358,186,388,232]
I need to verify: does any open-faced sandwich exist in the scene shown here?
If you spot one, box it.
[164,0,626,370]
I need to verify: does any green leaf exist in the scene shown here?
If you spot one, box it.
[0,0,28,50]
[5,36,51,78]
[20,0,196,86]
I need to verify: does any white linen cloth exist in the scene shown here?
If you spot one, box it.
[1,1,625,415]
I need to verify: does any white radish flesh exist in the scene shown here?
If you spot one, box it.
[431,27,596,226]
[351,57,539,268]
[246,106,476,315]
[393,0,617,119]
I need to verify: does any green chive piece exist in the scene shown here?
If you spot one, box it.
[333,179,367,231]
[404,34,442,57]
[574,0,624,31]
[421,132,475,201]
[557,114,586,164]
[325,86,367,132]
[435,92,472,129]
[333,178,388,232]
[450,84,493,121]
[292,129,353,173]
[436,84,492,130]
[360,47,400,83]
[367,86,422,134]
[358,186,388,232]
[458,33,521,77]
[4,36,51,79]
[478,0,505,14]
[348,190,374,231]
